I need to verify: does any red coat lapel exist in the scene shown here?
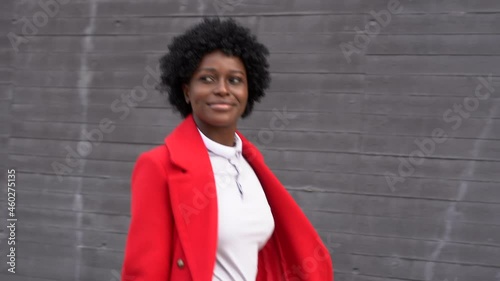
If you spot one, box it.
[165,114,218,281]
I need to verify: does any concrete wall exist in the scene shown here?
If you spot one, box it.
[1,0,499,280]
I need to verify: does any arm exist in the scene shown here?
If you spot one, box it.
[121,152,173,280]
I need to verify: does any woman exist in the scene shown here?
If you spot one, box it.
[121,18,333,281]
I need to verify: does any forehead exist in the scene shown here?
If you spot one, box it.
[196,50,246,73]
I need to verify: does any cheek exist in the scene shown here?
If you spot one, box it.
[192,100,206,112]
[189,89,205,106]
[241,92,249,106]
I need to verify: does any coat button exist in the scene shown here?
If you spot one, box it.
[177,258,185,268]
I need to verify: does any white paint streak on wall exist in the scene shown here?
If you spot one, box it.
[73,1,97,280]
[198,0,206,13]
[424,102,499,281]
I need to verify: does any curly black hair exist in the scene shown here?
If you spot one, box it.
[158,17,271,119]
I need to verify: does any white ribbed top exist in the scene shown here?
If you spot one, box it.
[197,128,275,281]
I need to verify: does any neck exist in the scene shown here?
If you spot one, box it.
[194,117,237,147]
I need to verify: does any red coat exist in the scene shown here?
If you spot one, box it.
[121,114,333,281]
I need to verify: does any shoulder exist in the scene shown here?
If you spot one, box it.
[140,144,170,161]
[134,144,171,172]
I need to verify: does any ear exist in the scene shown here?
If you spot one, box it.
[182,84,190,103]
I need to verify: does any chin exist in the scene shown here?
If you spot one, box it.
[200,114,239,128]
[210,117,238,127]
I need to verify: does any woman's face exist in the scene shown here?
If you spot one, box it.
[183,50,248,130]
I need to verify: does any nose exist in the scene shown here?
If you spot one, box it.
[215,79,230,95]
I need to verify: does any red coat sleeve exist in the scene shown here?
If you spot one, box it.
[121,152,173,280]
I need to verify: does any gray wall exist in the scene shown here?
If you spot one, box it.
[1,0,499,280]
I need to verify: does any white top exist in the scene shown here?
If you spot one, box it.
[196,128,275,281]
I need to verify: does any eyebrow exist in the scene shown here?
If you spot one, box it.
[196,67,245,75]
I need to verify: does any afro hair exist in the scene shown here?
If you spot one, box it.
[158,17,271,119]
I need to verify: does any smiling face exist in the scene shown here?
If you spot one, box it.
[183,50,248,131]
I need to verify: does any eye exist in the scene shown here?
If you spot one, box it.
[229,77,243,84]
[200,76,215,83]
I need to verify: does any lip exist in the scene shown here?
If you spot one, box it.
[208,101,235,105]
[208,103,234,111]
